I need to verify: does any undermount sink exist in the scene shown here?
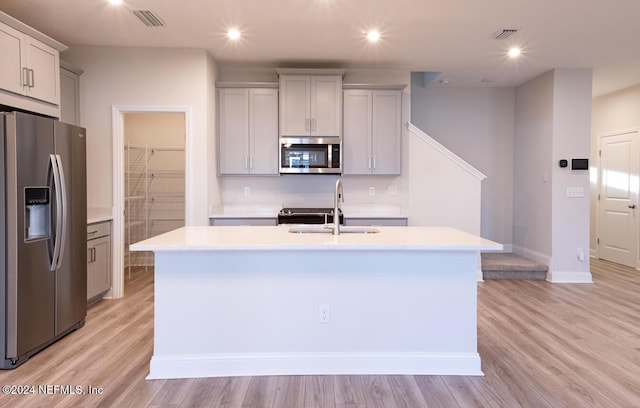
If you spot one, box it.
[288,225,379,234]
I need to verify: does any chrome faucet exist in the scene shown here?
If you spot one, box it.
[333,179,343,235]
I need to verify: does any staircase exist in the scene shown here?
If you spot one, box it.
[481,253,548,280]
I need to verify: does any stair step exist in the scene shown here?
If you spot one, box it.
[481,253,548,280]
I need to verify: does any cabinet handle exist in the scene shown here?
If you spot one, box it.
[28,69,35,88]
[373,157,376,171]
[311,118,315,132]
[368,157,372,170]
[245,156,249,170]
[305,118,310,132]
[22,67,29,87]
[88,248,92,263]
[250,156,253,170]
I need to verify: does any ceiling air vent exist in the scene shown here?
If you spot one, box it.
[133,10,165,27]
[492,28,518,40]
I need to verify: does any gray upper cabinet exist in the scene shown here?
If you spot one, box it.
[218,87,279,175]
[0,14,65,117]
[343,89,402,175]
[59,61,82,126]
[0,23,59,105]
[279,74,342,137]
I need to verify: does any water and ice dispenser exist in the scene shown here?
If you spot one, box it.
[24,187,50,241]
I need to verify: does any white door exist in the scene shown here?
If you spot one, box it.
[598,131,639,268]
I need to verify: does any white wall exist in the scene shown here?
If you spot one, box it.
[407,126,484,235]
[549,69,592,280]
[62,46,218,226]
[514,69,592,282]
[514,71,554,260]
[591,84,640,254]
[124,112,185,148]
[410,86,515,246]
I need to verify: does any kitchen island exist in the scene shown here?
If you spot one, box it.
[130,225,501,379]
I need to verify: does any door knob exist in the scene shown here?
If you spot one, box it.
[629,204,637,209]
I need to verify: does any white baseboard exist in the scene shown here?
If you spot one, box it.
[146,352,484,380]
[546,271,593,283]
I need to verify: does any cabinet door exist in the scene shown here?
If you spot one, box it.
[310,75,342,137]
[0,23,26,96]
[372,90,402,175]
[343,90,373,175]
[25,38,60,105]
[87,236,111,301]
[279,75,310,136]
[219,89,250,174]
[60,68,80,125]
[249,89,279,174]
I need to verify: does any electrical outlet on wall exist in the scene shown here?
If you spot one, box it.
[368,187,375,196]
[319,304,330,323]
[244,186,250,196]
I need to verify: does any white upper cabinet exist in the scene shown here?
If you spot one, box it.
[0,23,25,96]
[0,14,65,117]
[343,89,402,175]
[24,37,59,104]
[279,74,342,137]
[218,87,278,175]
[0,22,60,105]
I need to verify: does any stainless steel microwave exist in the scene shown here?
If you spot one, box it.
[280,138,342,174]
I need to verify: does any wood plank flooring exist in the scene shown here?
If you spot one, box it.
[1,259,639,407]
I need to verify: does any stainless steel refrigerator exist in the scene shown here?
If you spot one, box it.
[1,111,87,369]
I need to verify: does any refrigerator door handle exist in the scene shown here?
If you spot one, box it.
[55,154,68,269]
[49,154,63,271]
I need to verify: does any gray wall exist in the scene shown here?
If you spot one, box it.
[410,85,515,247]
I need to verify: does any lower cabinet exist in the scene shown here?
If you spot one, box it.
[87,221,111,305]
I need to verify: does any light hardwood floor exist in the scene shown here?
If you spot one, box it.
[1,259,639,407]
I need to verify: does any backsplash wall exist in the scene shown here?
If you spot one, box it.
[218,175,407,212]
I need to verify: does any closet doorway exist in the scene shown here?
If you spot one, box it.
[123,112,186,278]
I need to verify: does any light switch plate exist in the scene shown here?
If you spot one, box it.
[566,187,584,198]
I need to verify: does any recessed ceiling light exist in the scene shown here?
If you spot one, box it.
[508,47,521,58]
[108,0,123,5]
[227,29,241,40]
[366,30,380,42]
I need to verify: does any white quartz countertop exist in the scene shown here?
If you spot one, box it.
[130,226,502,252]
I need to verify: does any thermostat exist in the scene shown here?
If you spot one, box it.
[571,158,589,170]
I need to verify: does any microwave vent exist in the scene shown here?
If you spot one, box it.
[133,10,166,27]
